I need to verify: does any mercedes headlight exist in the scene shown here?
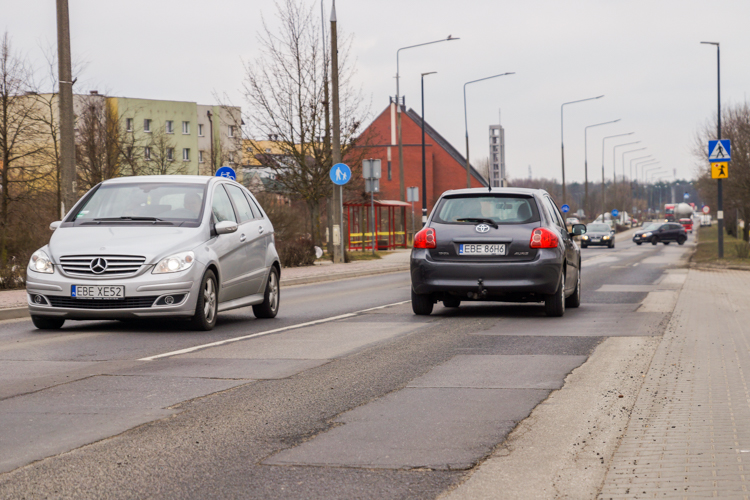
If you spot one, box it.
[153,251,195,274]
[582,235,589,240]
[29,250,54,274]
[643,232,652,237]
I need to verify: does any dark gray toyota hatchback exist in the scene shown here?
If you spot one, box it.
[410,188,586,317]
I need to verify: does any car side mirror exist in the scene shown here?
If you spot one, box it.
[570,223,586,236]
[610,230,615,235]
[215,220,238,235]
[49,221,62,231]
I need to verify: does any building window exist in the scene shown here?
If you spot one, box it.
[199,150,204,163]
[388,161,392,181]
[228,152,234,164]
[229,125,236,137]
[126,118,133,132]
[144,119,151,133]
[183,148,190,161]
[167,148,174,161]
[144,147,151,160]
[182,121,190,135]
[198,124,204,136]
[166,120,174,134]
[126,146,133,159]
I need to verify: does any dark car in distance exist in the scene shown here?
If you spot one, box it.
[580,223,615,248]
[632,222,687,245]
[410,187,586,317]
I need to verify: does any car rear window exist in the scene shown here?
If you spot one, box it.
[433,195,539,225]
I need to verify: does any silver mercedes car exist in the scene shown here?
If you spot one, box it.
[26,175,281,330]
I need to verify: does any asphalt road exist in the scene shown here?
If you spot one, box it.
[0,230,693,499]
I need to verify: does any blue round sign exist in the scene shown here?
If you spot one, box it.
[215,166,236,181]
[330,163,351,185]
[561,204,570,213]
[611,209,619,217]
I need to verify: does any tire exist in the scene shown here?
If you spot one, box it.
[581,243,588,249]
[663,241,670,245]
[651,237,659,246]
[31,315,64,330]
[636,242,642,245]
[411,289,434,315]
[678,236,687,245]
[544,270,565,317]
[443,297,461,308]
[565,265,581,309]
[253,267,280,319]
[190,270,218,331]
[608,241,614,249]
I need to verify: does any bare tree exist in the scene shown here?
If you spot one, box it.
[142,125,184,176]
[0,32,50,262]
[242,0,369,246]
[75,95,121,190]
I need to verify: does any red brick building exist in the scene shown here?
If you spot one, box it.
[352,102,487,213]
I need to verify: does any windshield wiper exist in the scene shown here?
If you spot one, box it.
[94,216,165,222]
[456,218,499,229]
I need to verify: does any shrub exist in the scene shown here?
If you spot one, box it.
[735,241,750,259]
[277,235,316,267]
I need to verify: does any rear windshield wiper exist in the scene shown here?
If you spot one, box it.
[94,216,165,222]
[456,218,498,229]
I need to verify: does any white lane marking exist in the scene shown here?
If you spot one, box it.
[633,263,639,267]
[138,300,411,361]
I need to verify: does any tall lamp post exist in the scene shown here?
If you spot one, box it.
[396,36,458,201]
[464,72,515,188]
[420,71,437,225]
[606,141,639,215]
[621,148,647,183]
[561,95,604,204]
[628,155,651,210]
[638,160,659,183]
[634,159,657,208]
[630,155,652,182]
[584,119,620,215]
[701,41,722,257]
[601,133,635,219]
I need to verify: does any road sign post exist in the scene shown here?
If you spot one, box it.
[407,187,419,240]
[363,159,381,255]
[708,139,730,258]
[330,163,351,259]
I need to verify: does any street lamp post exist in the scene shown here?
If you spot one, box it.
[628,155,651,210]
[630,155,652,182]
[621,148,647,183]
[601,134,635,219]
[561,95,604,205]
[464,72,515,188]
[584,119,620,216]
[701,41,722,257]
[607,141,640,215]
[396,36,458,201]
[420,71,437,225]
[634,159,657,205]
[638,160,659,183]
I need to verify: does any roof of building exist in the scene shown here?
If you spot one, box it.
[404,107,488,187]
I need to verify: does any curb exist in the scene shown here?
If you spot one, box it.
[0,306,30,321]
[280,264,410,287]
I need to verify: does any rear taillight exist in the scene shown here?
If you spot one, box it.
[414,227,437,249]
[529,228,558,248]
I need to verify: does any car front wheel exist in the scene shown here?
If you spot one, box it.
[253,267,280,319]
[31,315,65,330]
[544,271,565,317]
[651,237,659,245]
[190,270,218,331]
[412,289,434,315]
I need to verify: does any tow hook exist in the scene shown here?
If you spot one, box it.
[477,278,488,297]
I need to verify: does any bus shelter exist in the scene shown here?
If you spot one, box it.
[345,200,409,251]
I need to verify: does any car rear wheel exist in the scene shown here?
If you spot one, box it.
[678,236,687,245]
[253,267,280,319]
[411,289,434,315]
[544,271,565,317]
[565,266,581,309]
[443,297,461,308]
[190,270,218,331]
[31,316,65,330]
[651,237,659,245]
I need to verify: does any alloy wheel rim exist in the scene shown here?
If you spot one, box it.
[204,278,216,322]
[268,272,279,313]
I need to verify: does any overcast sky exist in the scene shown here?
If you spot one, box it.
[5,0,750,184]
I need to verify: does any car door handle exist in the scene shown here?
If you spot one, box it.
[258,226,264,234]
[240,234,246,242]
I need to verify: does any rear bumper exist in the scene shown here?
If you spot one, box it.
[410,248,562,298]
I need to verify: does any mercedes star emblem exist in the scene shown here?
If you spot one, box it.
[90,257,108,274]
[475,224,491,233]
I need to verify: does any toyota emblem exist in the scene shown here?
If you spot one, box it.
[90,257,108,274]
[475,224,491,233]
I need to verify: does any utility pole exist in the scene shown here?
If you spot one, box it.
[56,0,75,218]
[330,0,344,263]
[321,0,333,256]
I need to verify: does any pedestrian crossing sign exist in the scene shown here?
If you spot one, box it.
[708,139,731,162]
[711,162,728,179]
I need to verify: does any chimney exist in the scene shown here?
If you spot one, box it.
[90,90,99,95]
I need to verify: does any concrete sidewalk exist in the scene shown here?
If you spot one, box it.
[599,268,750,499]
[0,250,412,320]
